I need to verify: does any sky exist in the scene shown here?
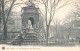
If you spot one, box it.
[10,0,80,25]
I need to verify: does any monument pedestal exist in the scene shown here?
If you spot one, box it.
[22,29,40,45]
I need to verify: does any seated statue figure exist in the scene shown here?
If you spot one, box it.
[28,20,33,29]
[27,20,34,33]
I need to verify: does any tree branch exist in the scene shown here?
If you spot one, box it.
[13,3,25,6]
[56,1,68,11]
[6,0,16,23]
[20,0,27,5]
[39,9,46,21]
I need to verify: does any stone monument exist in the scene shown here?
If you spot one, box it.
[21,0,41,45]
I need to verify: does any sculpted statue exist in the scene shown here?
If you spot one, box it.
[28,20,33,29]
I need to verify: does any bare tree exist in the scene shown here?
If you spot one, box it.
[63,11,75,40]
[64,2,80,40]
[0,1,2,32]
[74,2,80,17]
[0,1,1,23]
[1,0,28,43]
[35,0,67,45]
[53,19,61,36]
[1,0,16,42]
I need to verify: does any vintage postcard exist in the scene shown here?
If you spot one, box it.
[0,0,80,51]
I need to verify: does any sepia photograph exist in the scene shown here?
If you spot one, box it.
[0,0,80,51]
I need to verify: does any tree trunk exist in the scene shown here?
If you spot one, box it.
[46,25,49,46]
[0,12,1,32]
[0,11,1,24]
[68,29,71,40]
[3,23,7,41]
[55,24,58,35]
[0,2,1,32]
[68,27,71,40]
[1,0,7,42]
